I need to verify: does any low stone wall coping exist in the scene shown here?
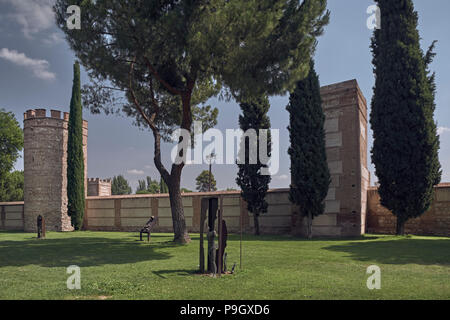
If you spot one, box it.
[0,201,24,206]
[86,188,289,200]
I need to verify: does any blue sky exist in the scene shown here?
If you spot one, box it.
[0,0,449,192]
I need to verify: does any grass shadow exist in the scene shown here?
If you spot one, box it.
[152,269,197,279]
[0,236,172,268]
[324,238,450,265]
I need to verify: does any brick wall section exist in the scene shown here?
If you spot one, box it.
[366,185,450,236]
[23,109,87,232]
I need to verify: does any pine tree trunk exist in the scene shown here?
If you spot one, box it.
[152,127,190,243]
[253,213,260,236]
[167,175,191,244]
[396,217,405,236]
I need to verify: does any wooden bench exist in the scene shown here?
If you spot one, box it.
[139,216,158,241]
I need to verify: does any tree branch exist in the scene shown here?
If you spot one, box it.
[128,57,170,181]
[143,56,183,96]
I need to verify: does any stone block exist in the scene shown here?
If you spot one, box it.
[222,196,240,206]
[325,188,336,201]
[121,218,149,227]
[88,208,114,218]
[325,132,343,148]
[313,213,337,226]
[436,189,450,202]
[86,218,115,227]
[324,117,339,133]
[328,161,343,174]
[121,198,151,209]
[325,200,340,214]
[87,199,115,209]
[120,208,152,218]
[5,212,22,220]
[4,206,22,213]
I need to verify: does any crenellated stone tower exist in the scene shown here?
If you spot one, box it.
[87,178,112,197]
[23,109,88,232]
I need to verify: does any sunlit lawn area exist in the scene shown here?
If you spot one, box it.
[0,231,449,300]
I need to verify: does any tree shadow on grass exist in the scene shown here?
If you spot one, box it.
[0,236,172,268]
[152,269,197,279]
[324,238,450,265]
[222,234,382,242]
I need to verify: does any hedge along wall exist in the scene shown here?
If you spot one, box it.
[366,184,450,236]
[83,189,293,234]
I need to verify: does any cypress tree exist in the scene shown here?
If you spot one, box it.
[236,96,271,236]
[287,59,330,239]
[67,61,85,230]
[160,178,168,193]
[371,0,441,235]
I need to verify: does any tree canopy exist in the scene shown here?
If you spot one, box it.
[287,59,330,239]
[236,95,272,235]
[54,0,329,243]
[0,109,23,180]
[111,175,132,195]
[0,171,24,202]
[370,0,441,234]
[67,61,85,230]
[196,170,217,192]
[136,176,161,194]
[0,109,23,203]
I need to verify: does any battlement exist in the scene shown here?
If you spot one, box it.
[87,178,112,197]
[88,178,112,183]
[24,108,88,128]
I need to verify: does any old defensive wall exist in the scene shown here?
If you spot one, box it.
[1,80,449,236]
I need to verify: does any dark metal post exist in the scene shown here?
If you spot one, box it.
[199,198,208,273]
[217,196,224,277]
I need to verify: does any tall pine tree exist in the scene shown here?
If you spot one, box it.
[287,59,330,239]
[371,0,441,235]
[236,96,271,236]
[67,61,85,230]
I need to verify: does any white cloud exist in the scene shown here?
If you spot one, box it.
[0,48,56,80]
[127,169,145,175]
[0,0,56,38]
[437,127,450,135]
[42,32,63,45]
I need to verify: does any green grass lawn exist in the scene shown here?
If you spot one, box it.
[0,231,449,300]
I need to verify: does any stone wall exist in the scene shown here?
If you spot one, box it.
[3,186,450,236]
[366,184,450,236]
[87,178,112,197]
[23,109,88,232]
[84,189,292,234]
[0,202,24,230]
[292,80,369,237]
